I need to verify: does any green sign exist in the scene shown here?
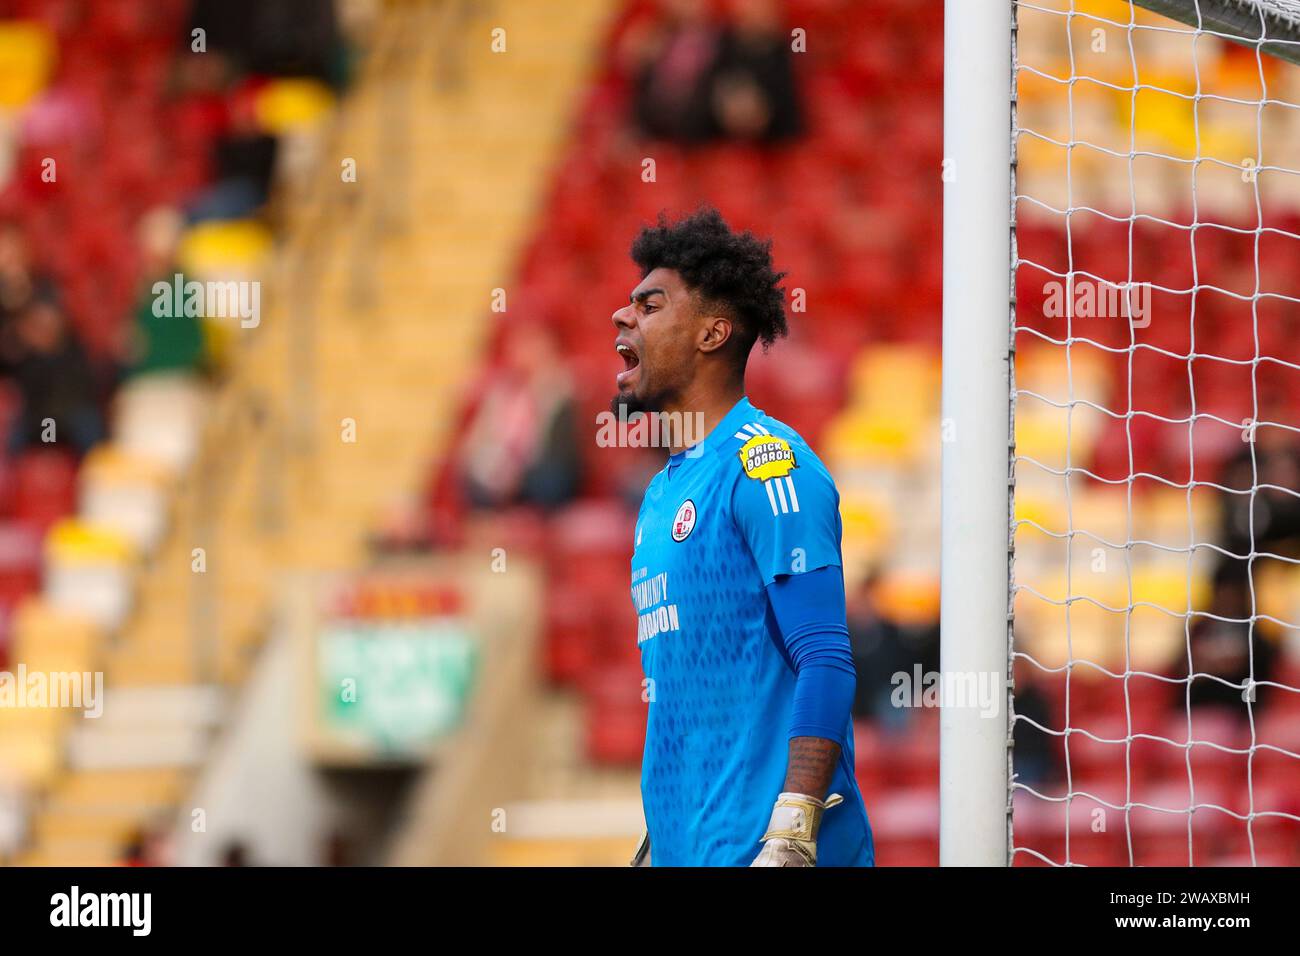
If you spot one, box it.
[319,619,477,757]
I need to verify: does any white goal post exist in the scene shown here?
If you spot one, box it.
[942,0,1300,866]
[940,0,1015,867]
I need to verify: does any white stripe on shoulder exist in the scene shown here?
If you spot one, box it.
[773,477,790,514]
[763,479,779,516]
[742,423,760,435]
[784,475,800,512]
[752,423,770,434]
[734,431,750,440]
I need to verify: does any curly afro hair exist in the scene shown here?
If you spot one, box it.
[630,207,788,372]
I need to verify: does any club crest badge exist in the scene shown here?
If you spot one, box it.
[671,500,697,542]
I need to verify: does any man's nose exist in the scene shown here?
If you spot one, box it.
[612,304,636,329]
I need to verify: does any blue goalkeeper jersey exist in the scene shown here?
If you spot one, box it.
[631,396,873,866]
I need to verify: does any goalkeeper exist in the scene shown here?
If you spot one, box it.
[613,208,873,866]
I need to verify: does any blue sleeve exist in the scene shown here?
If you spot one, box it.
[764,565,856,748]
[731,447,842,585]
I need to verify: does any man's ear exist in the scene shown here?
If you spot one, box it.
[697,314,733,355]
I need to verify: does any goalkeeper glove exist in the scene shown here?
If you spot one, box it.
[629,830,650,867]
[750,792,843,867]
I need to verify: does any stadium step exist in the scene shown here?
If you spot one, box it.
[64,686,225,771]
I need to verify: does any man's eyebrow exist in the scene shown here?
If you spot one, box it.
[630,287,666,305]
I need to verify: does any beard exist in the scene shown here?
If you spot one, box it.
[609,388,664,417]
[610,394,645,417]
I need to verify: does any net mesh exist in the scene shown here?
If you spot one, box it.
[1011,0,1300,865]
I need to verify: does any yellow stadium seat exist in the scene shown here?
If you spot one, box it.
[1013,489,1065,533]
[846,348,940,421]
[839,491,893,547]
[45,519,134,566]
[874,571,940,628]
[176,219,273,275]
[254,78,336,134]
[1130,562,1206,613]
[0,22,55,109]
[824,411,923,466]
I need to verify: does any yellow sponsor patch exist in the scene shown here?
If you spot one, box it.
[738,434,797,480]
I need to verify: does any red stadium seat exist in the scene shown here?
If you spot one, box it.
[0,521,42,611]
[583,661,648,766]
[11,449,76,533]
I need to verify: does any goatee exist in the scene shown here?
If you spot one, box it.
[610,393,656,417]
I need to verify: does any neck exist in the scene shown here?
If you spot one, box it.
[661,379,745,456]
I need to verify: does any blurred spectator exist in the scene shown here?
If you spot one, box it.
[120,824,173,867]
[1177,413,1297,711]
[0,297,105,457]
[220,840,251,866]
[624,0,802,145]
[186,89,278,223]
[0,222,55,326]
[1184,562,1282,712]
[187,0,346,87]
[122,829,148,867]
[847,572,939,730]
[460,324,581,511]
[711,0,802,143]
[125,206,206,377]
[1219,413,1300,569]
[1009,668,1060,787]
[323,830,353,866]
[614,445,668,514]
[626,0,725,144]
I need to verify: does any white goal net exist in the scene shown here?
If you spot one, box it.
[1010,0,1300,864]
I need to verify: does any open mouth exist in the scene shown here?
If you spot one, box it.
[616,341,640,387]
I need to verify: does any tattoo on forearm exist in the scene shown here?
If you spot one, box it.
[783,736,840,799]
